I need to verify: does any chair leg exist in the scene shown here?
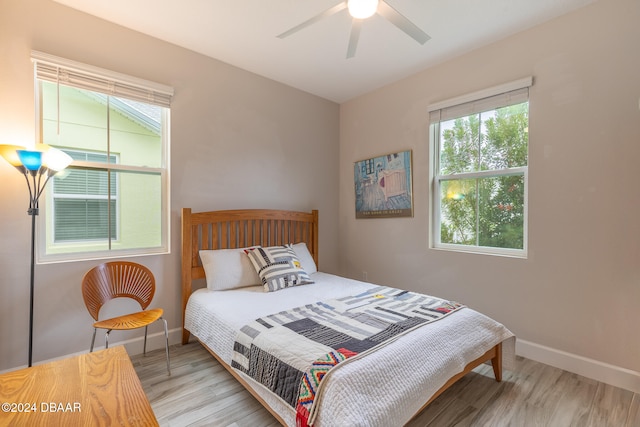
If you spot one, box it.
[162,317,171,375]
[105,330,112,349]
[143,325,148,356]
[90,328,97,352]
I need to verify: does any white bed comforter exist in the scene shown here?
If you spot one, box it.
[185,272,515,427]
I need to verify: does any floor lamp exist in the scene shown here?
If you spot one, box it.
[0,144,72,367]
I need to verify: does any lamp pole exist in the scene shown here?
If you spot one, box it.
[28,209,36,367]
[25,172,43,368]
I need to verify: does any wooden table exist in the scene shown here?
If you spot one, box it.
[0,346,158,426]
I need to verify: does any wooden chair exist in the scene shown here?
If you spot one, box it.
[81,261,170,375]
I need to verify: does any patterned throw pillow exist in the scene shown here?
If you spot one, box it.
[245,245,314,292]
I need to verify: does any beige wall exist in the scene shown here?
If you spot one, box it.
[0,0,340,370]
[339,0,640,379]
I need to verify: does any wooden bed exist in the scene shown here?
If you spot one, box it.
[181,207,502,426]
[378,168,408,201]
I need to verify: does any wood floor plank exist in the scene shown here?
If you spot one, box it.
[501,361,568,426]
[586,382,635,426]
[545,371,600,427]
[423,398,478,427]
[626,393,640,427]
[131,342,638,427]
[466,374,518,426]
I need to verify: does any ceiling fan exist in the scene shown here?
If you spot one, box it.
[277,0,431,59]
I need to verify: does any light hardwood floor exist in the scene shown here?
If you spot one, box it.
[131,342,640,427]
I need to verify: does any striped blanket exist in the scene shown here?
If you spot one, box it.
[231,286,464,427]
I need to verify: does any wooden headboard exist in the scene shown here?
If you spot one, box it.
[181,208,319,344]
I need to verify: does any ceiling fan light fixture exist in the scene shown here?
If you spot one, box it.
[348,0,379,19]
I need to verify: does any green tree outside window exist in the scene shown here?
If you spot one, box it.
[438,102,528,251]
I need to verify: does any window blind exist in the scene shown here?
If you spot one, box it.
[31,50,173,108]
[429,77,532,123]
[54,199,116,241]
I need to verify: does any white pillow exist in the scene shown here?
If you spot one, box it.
[199,248,261,291]
[292,242,317,274]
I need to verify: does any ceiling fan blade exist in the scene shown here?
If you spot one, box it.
[346,19,362,58]
[277,2,348,39]
[377,0,431,45]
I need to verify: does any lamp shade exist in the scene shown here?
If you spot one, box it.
[0,144,73,174]
[17,150,43,171]
[348,0,379,19]
[43,146,73,172]
[0,144,27,167]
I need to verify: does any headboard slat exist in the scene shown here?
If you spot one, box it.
[230,222,237,249]
[246,220,254,247]
[284,220,291,244]
[261,220,268,247]
[201,223,209,251]
[191,226,199,266]
[273,220,279,246]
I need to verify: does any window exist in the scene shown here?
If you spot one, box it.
[429,78,531,257]
[363,158,374,175]
[32,51,173,262]
[53,150,118,242]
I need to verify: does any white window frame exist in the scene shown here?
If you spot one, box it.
[429,77,532,258]
[32,51,173,263]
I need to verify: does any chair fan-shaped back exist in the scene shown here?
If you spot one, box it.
[82,261,156,321]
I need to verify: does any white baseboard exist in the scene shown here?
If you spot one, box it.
[516,339,640,394]
[0,327,184,373]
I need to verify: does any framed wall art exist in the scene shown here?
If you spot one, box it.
[354,150,413,218]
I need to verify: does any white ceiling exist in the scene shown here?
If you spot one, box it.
[53,0,595,103]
